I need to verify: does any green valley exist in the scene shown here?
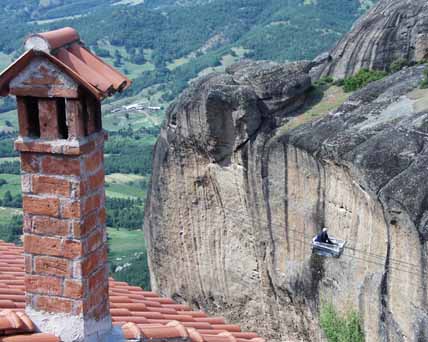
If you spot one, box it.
[0,0,376,291]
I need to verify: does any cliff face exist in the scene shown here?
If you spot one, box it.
[316,0,428,79]
[144,2,428,341]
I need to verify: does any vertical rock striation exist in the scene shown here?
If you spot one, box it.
[145,57,428,341]
[316,0,428,79]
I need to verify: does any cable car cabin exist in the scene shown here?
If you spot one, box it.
[312,235,346,258]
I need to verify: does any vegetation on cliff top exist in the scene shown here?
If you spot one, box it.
[342,69,388,92]
[278,85,350,134]
[420,68,428,89]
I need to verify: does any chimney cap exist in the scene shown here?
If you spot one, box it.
[25,27,80,53]
[0,27,131,99]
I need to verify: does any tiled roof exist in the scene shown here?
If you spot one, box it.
[0,27,131,99]
[0,241,265,342]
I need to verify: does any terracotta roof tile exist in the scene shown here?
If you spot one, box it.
[0,240,265,342]
[195,317,226,325]
[122,322,141,340]
[145,307,180,315]
[202,333,237,342]
[0,312,21,331]
[138,323,187,339]
[56,47,114,94]
[0,310,49,341]
[212,325,241,332]
[188,328,205,342]
[183,311,209,318]
[32,27,80,51]
[0,333,60,342]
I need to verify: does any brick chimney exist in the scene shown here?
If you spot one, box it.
[0,28,131,341]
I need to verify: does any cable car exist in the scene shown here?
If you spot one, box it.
[312,230,346,258]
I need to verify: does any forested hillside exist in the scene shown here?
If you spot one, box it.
[0,0,370,106]
[0,0,374,291]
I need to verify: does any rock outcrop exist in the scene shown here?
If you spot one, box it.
[144,1,428,341]
[316,0,428,79]
[145,57,428,341]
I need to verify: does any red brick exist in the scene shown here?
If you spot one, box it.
[84,193,102,215]
[32,175,71,197]
[15,140,52,153]
[39,99,60,139]
[63,240,83,259]
[86,97,101,135]
[86,229,104,253]
[11,86,50,98]
[23,215,32,233]
[35,295,73,314]
[66,99,85,139]
[64,280,83,299]
[62,200,81,219]
[88,169,104,192]
[32,216,69,237]
[25,255,33,274]
[34,256,70,277]
[89,267,108,291]
[65,140,96,156]
[78,181,89,197]
[48,87,78,98]
[16,97,31,137]
[81,246,107,277]
[11,86,77,99]
[83,283,108,316]
[73,211,97,238]
[23,196,60,217]
[24,235,62,257]
[85,149,103,173]
[42,156,81,176]
[92,300,109,321]
[25,275,62,295]
[20,153,40,173]
[99,208,106,226]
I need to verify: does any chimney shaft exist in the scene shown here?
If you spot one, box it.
[17,96,111,341]
[0,26,131,341]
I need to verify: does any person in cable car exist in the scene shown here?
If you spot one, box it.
[315,228,333,244]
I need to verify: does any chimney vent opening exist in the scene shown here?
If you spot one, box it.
[81,97,89,137]
[57,98,68,139]
[24,97,40,138]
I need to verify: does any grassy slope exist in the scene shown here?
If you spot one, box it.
[279,85,350,134]
[0,174,21,197]
[108,228,146,263]
[0,207,21,224]
[105,173,147,199]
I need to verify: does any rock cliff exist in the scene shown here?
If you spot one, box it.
[316,0,428,79]
[144,1,428,341]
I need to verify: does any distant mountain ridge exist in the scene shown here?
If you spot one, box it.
[0,0,377,109]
